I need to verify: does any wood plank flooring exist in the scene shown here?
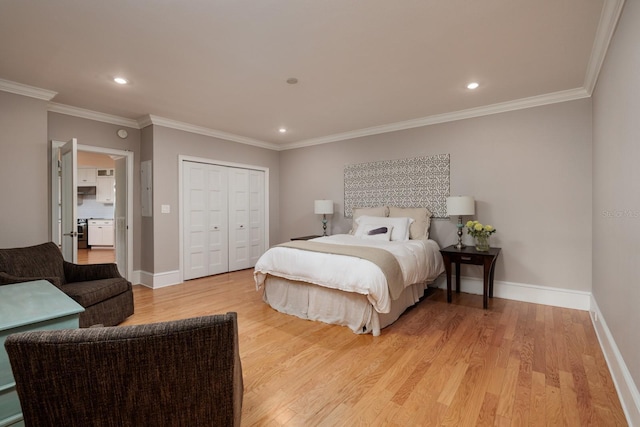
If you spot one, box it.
[77,248,115,264]
[121,270,628,426]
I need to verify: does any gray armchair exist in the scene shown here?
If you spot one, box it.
[5,313,244,427]
[0,242,133,327]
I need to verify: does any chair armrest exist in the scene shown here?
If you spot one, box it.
[63,262,123,282]
[0,272,62,288]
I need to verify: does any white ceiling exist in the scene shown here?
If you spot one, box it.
[0,1,623,150]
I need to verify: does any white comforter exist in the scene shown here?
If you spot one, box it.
[254,234,444,313]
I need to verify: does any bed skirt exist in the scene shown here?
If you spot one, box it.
[262,275,428,336]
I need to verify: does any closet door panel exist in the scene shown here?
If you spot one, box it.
[228,168,250,271]
[183,163,208,280]
[206,165,229,275]
[249,170,265,265]
[183,162,228,280]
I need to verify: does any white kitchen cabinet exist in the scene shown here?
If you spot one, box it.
[78,167,97,185]
[88,219,114,247]
[97,176,115,204]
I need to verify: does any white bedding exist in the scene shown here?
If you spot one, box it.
[254,234,444,314]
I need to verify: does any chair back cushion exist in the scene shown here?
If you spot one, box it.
[0,242,66,284]
[5,313,243,427]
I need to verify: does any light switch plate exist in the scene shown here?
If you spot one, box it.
[161,204,170,214]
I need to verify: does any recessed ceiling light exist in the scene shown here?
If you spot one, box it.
[467,82,479,90]
[279,128,287,133]
[113,77,128,85]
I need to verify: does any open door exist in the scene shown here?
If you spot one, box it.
[60,139,78,262]
[114,156,127,277]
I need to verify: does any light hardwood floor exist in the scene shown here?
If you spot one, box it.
[121,270,627,426]
[77,248,115,264]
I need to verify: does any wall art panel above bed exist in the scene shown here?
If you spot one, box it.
[344,154,450,218]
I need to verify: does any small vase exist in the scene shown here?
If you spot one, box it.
[475,235,490,252]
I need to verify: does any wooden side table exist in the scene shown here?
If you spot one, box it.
[291,235,322,241]
[439,244,501,309]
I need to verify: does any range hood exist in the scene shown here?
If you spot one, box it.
[77,186,96,195]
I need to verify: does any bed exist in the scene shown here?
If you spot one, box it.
[254,206,445,336]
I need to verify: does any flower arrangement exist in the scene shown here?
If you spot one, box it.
[466,220,496,251]
[465,220,496,238]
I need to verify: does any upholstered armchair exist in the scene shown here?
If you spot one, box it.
[5,313,244,427]
[0,242,133,327]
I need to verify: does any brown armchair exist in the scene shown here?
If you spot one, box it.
[5,313,244,427]
[0,242,133,327]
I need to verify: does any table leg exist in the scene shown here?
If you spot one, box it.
[482,261,491,309]
[455,261,460,293]
[443,255,452,303]
[488,259,497,298]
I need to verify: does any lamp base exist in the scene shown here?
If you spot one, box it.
[454,216,466,250]
[322,215,328,236]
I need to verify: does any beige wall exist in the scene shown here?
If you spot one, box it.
[592,1,640,392]
[140,126,154,274]
[47,112,142,271]
[147,125,280,273]
[280,99,593,292]
[0,91,49,247]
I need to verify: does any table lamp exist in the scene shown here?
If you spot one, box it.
[314,200,334,236]
[446,196,475,249]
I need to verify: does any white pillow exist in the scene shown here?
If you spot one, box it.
[358,224,393,241]
[355,216,414,241]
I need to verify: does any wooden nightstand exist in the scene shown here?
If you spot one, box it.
[439,244,501,309]
[291,235,322,241]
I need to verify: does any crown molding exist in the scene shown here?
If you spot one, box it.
[282,87,590,150]
[140,114,279,150]
[584,0,626,95]
[0,78,57,101]
[48,102,141,129]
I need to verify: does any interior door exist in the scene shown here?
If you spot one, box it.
[183,162,229,280]
[114,156,127,277]
[228,168,250,271]
[60,138,78,262]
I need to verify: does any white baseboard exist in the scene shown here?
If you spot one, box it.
[437,275,591,310]
[133,270,181,289]
[590,296,640,426]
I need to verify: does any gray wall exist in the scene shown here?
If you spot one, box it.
[147,125,280,273]
[0,91,49,247]
[280,99,593,291]
[592,1,640,391]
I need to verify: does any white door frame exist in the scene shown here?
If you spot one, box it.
[51,141,135,281]
[178,155,270,283]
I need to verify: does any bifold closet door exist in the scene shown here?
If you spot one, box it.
[228,168,265,271]
[183,162,229,280]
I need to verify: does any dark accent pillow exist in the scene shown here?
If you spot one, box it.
[367,227,389,235]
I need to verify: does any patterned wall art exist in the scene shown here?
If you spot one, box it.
[344,154,450,218]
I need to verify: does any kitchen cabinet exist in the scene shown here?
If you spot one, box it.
[78,167,97,185]
[97,176,115,203]
[88,219,114,247]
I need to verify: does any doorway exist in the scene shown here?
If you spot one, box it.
[51,141,134,280]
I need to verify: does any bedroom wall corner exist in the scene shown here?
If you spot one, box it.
[592,0,640,421]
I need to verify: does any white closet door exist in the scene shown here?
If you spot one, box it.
[249,170,265,265]
[206,165,229,275]
[184,162,228,280]
[228,168,251,271]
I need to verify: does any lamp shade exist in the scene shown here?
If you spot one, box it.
[314,200,334,215]
[446,196,475,216]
